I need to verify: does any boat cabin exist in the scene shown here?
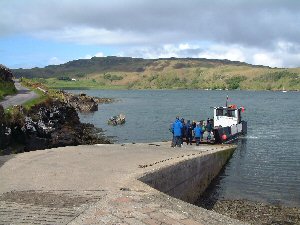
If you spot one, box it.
[213,105,243,128]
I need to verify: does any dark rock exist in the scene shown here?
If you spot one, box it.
[58,90,114,112]
[0,99,111,155]
[0,64,14,82]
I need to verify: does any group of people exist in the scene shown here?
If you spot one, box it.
[170,116,213,147]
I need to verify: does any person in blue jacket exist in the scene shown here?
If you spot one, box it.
[172,116,183,147]
[193,123,202,146]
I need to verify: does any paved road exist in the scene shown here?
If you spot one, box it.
[0,79,38,109]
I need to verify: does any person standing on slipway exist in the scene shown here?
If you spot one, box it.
[172,116,183,147]
[185,120,193,145]
[194,123,202,146]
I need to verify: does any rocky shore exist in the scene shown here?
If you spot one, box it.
[198,195,300,225]
[0,99,111,155]
[0,67,116,155]
[58,90,114,112]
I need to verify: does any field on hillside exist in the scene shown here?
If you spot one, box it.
[13,57,300,91]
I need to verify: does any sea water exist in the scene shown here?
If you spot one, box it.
[71,89,300,207]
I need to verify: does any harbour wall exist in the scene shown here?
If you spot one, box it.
[0,143,244,225]
[139,146,235,203]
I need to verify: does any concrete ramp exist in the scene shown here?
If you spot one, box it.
[0,142,247,225]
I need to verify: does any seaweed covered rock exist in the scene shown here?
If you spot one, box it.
[58,91,114,112]
[0,99,111,155]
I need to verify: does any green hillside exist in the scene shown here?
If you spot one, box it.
[13,57,300,91]
[0,65,17,100]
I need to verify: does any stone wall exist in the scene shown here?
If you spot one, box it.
[139,147,235,203]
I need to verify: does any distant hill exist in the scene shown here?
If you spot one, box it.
[0,65,17,100]
[12,57,300,91]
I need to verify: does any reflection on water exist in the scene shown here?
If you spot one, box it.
[71,89,300,207]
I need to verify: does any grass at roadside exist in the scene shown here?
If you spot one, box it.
[22,90,49,110]
[19,78,51,109]
[0,79,17,100]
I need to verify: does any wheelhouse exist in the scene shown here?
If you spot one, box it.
[213,105,243,128]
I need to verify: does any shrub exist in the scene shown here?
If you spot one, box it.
[103,73,123,82]
[0,78,17,100]
[173,63,190,69]
[226,76,247,89]
[257,70,299,82]
[58,76,71,81]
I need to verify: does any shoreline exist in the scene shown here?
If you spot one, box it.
[40,86,300,92]
[0,98,112,156]
[196,163,300,224]
[197,198,300,225]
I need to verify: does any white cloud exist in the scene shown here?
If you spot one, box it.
[84,52,105,59]
[121,42,300,68]
[253,53,283,68]
[198,45,246,62]
[124,43,248,63]
[48,57,65,65]
[125,43,201,59]
[1,1,300,68]
[94,52,104,57]
[83,54,92,59]
[2,0,299,49]
[33,27,149,45]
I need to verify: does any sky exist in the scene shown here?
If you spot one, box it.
[0,0,300,69]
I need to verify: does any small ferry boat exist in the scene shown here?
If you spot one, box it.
[212,104,247,143]
[179,98,247,144]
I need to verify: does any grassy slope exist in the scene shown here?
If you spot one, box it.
[13,57,300,91]
[0,79,17,100]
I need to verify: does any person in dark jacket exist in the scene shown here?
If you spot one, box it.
[172,116,183,147]
[185,120,193,145]
[192,120,196,129]
[180,118,185,146]
[169,122,175,147]
[193,123,202,146]
[206,119,213,141]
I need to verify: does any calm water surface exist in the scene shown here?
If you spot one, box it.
[71,89,300,207]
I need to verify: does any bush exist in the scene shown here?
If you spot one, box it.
[173,63,190,69]
[103,73,123,82]
[257,71,299,82]
[0,79,17,100]
[58,76,71,81]
[0,105,4,123]
[226,76,246,89]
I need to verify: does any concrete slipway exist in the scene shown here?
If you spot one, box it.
[0,142,247,225]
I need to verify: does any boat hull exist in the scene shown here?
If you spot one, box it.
[213,121,247,143]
